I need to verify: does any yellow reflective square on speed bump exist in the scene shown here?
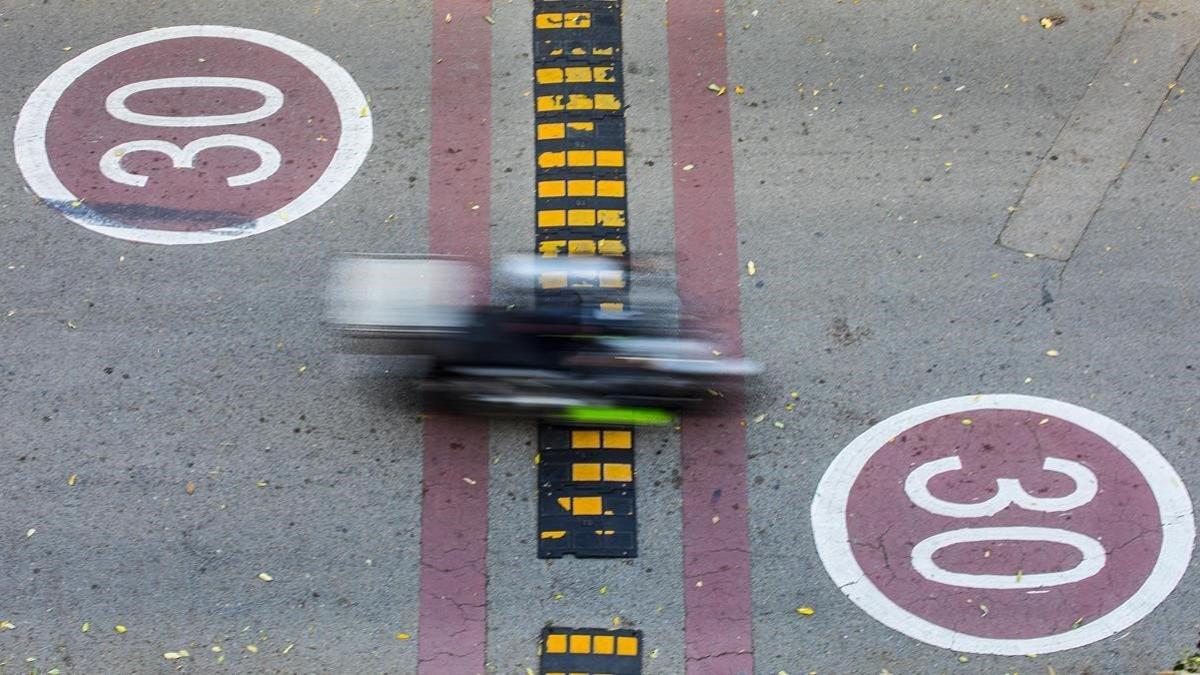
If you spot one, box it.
[571,463,602,481]
[571,430,602,448]
[603,463,632,482]
[537,123,565,140]
[569,634,590,654]
[597,180,625,197]
[534,12,591,30]
[598,240,626,256]
[594,93,622,110]
[596,150,624,167]
[567,150,594,167]
[564,94,594,111]
[567,240,596,256]
[539,241,566,257]
[592,634,615,654]
[538,180,566,198]
[572,496,602,515]
[538,210,566,228]
[545,633,568,654]
[539,627,642,674]
[564,66,592,83]
[535,68,564,84]
[597,210,626,227]
[603,429,632,449]
[538,151,566,169]
[567,179,595,197]
[567,209,596,226]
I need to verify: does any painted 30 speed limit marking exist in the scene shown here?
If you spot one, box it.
[14,25,372,245]
[811,394,1195,655]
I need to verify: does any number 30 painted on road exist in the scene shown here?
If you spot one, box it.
[14,25,372,244]
[905,455,1104,589]
[100,77,284,188]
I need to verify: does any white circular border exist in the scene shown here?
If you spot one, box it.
[13,25,373,245]
[810,394,1195,655]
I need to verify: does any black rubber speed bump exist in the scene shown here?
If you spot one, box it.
[533,1,622,65]
[540,626,642,675]
[538,425,636,558]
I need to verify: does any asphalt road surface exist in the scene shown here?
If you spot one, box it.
[2,1,1199,673]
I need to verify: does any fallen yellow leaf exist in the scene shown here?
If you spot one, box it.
[395,632,411,640]
[114,624,127,634]
[796,606,815,616]
[258,572,273,582]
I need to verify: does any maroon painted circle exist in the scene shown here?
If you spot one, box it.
[43,36,340,232]
[844,409,1162,639]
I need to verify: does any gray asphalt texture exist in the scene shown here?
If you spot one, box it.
[2,0,1199,673]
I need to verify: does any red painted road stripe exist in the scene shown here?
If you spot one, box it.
[418,1,492,673]
[667,2,754,672]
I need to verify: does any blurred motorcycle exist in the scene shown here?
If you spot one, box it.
[325,254,758,425]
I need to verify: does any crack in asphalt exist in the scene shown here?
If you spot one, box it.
[690,649,750,660]
[421,560,485,575]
